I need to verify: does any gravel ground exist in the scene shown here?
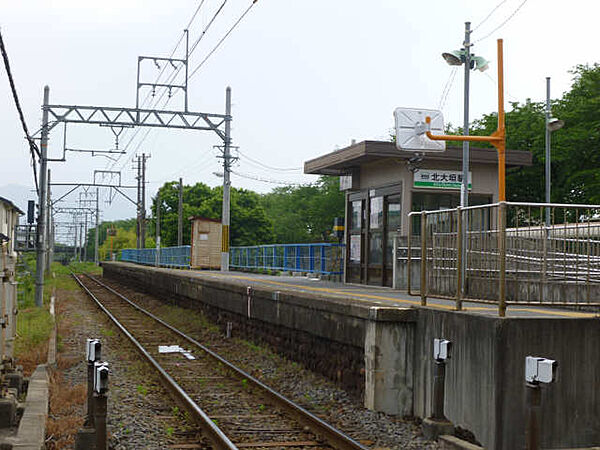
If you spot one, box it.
[52,284,206,449]
[102,276,441,450]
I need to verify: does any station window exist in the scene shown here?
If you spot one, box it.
[411,192,492,234]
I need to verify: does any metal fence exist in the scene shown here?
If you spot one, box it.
[121,246,191,268]
[407,202,600,315]
[230,243,344,275]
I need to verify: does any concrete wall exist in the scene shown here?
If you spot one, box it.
[104,262,600,450]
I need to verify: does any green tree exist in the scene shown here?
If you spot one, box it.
[150,181,273,247]
[261,176,344,243]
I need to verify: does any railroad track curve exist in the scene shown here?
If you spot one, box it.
[73,273,368,450]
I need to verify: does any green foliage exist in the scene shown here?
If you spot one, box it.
[440,64,600,205]
[149,181,273,247]
[15,308,54,356]
[260,176,344,243]
[85,218,138,260]
[136,384,148,396]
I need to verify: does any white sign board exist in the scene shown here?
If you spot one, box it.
[414,169,472,190]
[394,107,446,152]
[339,175,353,191]
[350,235,361,262]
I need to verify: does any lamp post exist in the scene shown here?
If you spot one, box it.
[442,22,490,208]
[544,77,564,227]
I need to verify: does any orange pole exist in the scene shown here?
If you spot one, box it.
[425,38,507,202]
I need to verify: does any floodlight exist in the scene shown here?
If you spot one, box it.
[547,118,564,132]
[442,51,463,66]
[472,56,490,72]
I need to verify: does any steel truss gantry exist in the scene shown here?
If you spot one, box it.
[45,104,227,139]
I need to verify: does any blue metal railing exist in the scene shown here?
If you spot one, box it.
[229,243,344,275]
[121,246,191,268]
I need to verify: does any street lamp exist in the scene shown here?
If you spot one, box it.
[442,22,489,208]
[545,77,564,227]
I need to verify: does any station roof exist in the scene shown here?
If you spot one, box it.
[0,196,24,215]
[304,140,533,175]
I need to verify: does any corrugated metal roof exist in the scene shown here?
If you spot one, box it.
[0,196,25,215]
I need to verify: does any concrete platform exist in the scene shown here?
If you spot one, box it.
[187,270,599,319]
[102,262,600,450]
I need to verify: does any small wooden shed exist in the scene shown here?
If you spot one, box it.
[190,216,222,270]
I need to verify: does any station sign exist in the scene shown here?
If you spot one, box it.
[414,169,472,190]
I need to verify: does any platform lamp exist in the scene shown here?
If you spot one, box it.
[545,77,564,227]
[441,22,490,209]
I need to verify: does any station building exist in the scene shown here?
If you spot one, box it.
[304,140,532,287]
[0,196,24,359]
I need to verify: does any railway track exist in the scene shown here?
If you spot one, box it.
[73,273,367,450]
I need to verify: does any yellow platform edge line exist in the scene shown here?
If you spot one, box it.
[206,273,597,318]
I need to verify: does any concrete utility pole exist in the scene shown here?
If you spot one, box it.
[35,86,50,308]
[461,21,471,208]
[141,154,148,248]
[73,223,78,259]
[155,192,161,267]
[135,156,141,249]
[45,169,52,275]
[83,212,88,261]
[221,86,232,272]
[178,178,183,246]
[79,222,84,262]
[94,188,99,264]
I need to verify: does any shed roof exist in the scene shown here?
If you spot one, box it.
[0,196,24,215]
[188,216,222,224]
[304,140,532,175]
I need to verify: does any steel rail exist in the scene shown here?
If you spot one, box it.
[72,273,237,450]
[82,273,367,450]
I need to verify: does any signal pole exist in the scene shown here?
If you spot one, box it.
[221,87,232,271]
[35,86,49,308]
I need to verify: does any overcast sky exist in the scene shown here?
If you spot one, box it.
[1,0,597,224]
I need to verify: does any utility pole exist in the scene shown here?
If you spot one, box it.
[141,154,148,248]
[94,188,99,264]
[35,86,49,308]
[545,77,552,227]
[79,222,84,262]
[45,169,52,275]
[155,192,161,267]
[135,155,141,249]
[178,177,183,246]
[83,211,88,261]
[461,21,471,208]
[73,222,78,260]
[221,86,232,272]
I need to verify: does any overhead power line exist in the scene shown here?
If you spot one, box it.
[473,0,529,43]
[113,0,258,177]
[231,170,307,187]
[189,0,258,79]
[438,67,459,111]
[472,0,508,33]
[237,149,302,171]
[110,0,210,171]
[0,29,40,194]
